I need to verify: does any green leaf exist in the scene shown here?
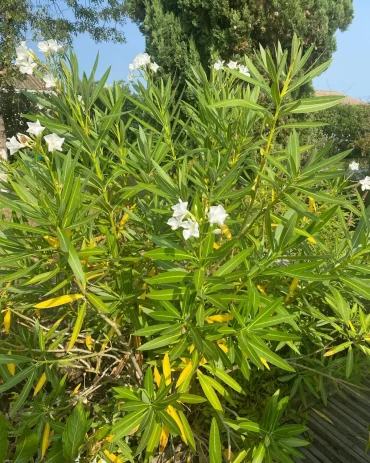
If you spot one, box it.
[179,394,207,404]
[197,372,223,412]
[178,410,196,453]
[144,248,195,261]
[43,441,64,463]
[9,369,36,418]
[86,293,110,313]
[209,418,222,463]
[288,96,344,114]
[296,187,346,205]
[0,366,35,393]
[340,277,370,300]
[112,409,147,442]
[252,442,266,463]
[213,368,243,393]
[13,430,38,463]
[145,270,189,284]
[346,345,354,379]
[214,248,252,277]
[137,333,181,351]
[194,268,205,290]
[62,402,88,462]
[67,302,87,351]
[247,335,295,372]
[0,413,8,462]
[324,341,352,357]
[210,99,266,112]
[0,354,31,365]
[146,288,186,300]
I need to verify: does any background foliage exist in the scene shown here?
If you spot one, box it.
[1,36,370,462]
[125,0,354,86]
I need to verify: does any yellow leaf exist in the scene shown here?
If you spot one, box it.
[118,213,130,233]
[163,353,171,386]
[260,358,270,370]
[213,242,220,250]
[217,343,228,353]
[85,335,94,351]
[189,344,195,353]
[104,450,122,463]
[206,314,233,323]
[104,434,114,443]
[257,285,267,296]
[159,426,169,454]
[87,272,104,281]
[154,366,161,387]
[7,363,15,376]
[220,224,232,239]
[176,361,193,389]
[167,406,187,444]
[34,372,47,397]
[34,294,84,309]
[289,278,300,292]
[72,383,81,396]
[349,320,356,332]
[43,235,59,248]
[41,423,51,458]
[271,188,275,202]
[4,309,11,333]
[307,236,316,245]
[308,196,316,213]
[148,267,156,276]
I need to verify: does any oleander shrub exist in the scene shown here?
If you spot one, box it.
[0,36,370,463]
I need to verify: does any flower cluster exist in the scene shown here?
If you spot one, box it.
[6,121,64,156]
[43,73,57,89]
[213,59,250,76]
[128,53,159,80]
[15,42,36,75]
[38,40,63,54]
[167,199,228,240]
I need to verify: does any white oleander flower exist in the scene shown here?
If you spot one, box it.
[46,39,63,52]
[43,74,57,88]
[181,219,199,240]
[131,53,151,70]
[359,176,370,191]
[150,62,159,73]
[38,40,62,53]
[6,136,25,155]
[207,205,228,226]
[227,60,238,70]
[349,161,359,171]
[167,216,184,230]
[212,228,222,234]
[38,41,50,53]
[239,64,250,76]
[44,133,65,152]
[26,120,45,137]
[15,41,30,61]
[171,199,189,220]
[214,60,224,71]
[17,57,37,75]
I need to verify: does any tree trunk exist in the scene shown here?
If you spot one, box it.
[0,109,7,161]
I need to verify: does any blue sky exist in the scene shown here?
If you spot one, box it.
[69,0,369,100]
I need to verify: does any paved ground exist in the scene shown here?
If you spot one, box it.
[296,382,370,462]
